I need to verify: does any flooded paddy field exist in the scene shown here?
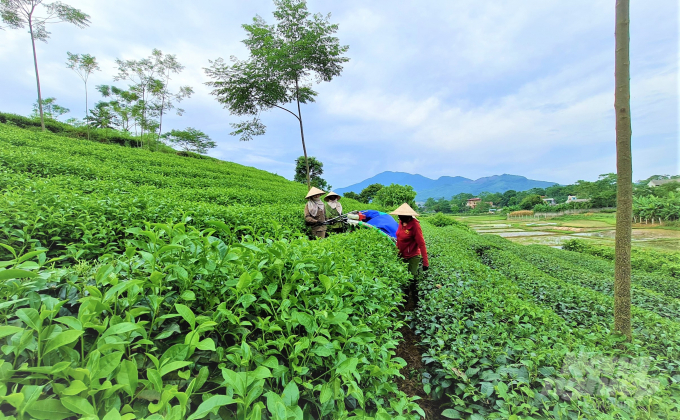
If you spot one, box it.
[455,214,680,252]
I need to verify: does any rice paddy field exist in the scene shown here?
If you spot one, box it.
[457,213,680,252]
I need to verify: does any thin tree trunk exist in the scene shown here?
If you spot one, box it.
[295,78,311,190]
[157,95,165,152]
[85,80,90,140]
[614,0,632,342]
[28,19,45,131]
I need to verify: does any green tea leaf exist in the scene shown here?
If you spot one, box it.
[103,408,123,420]
[282,381,299,406]
[0,269,38,281]
[319,274,331,292]
[0,325,24,339]
[16,308,42,331]
[116,360,138,397]
[61,380,88,396]
[159,361,193,377]
[236,272,252,292]
[43,330,83,355]
[174,303,196,330]
[61,396,95,416]
[26,398,73,420]
[186,395,235,420]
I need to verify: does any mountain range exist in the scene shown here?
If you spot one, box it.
[335,172,558,202]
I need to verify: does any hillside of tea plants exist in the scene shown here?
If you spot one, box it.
[414,220,680,419]
[2,122,680,420]
[0,123,424,420]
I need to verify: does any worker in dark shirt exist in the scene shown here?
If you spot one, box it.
[390,203,429,303]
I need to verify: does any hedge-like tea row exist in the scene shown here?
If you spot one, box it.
[562,239,680,281]
[416,223,680,419]
[0,224,423,419]
[0,124,378,263]
[508,243,680,320]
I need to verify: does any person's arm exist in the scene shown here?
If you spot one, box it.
[414,222,429,267]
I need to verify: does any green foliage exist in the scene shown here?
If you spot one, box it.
[415,224,680,418]
[0,123,419,418]
[633,192,680,221]
[422,213,465,229]
[563,239,680,278]
[162,128,216,154]
[0,225,421,419]
[374,184,416,209]
[294,156,330,190]
[342,191,360,201]
[31,97,70,121]
[359,183,383,204]
[519,194,543,210]
[0,111,179,153]
[204,0,350,141]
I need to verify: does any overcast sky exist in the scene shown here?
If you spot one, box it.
[1,0,677,187]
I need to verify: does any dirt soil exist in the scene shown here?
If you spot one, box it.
[396,295,445,419]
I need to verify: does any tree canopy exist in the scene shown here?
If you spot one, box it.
[162,128,215,154]
[204,0,349,188]
[374,184,417,209]
[294,156,330,190]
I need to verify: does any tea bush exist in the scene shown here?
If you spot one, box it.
[0,123,423,419]
[0,222,424,419]
[563,239,680,278]
[415,224,680,419]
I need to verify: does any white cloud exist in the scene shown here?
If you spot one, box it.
[0,0,676,188]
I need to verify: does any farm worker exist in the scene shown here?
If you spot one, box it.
[304,187,327,239]
[324,191,343,232]
[390,203,429,301]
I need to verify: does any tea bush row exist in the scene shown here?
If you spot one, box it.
[0,224,423,419]
[563,239,680,278]
[482,238,680,320]
[415,223,680,418]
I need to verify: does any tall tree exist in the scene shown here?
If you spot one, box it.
[294,156,330,190]
[96,85,140,137]
[114,50,161,149]
[31,96,68,120]
[66,52,100,140]
[0,0,90,131]
[204,0,349,189]
[614,0,632,341]
[162,128,216,154]
[149,49,193,146]
[359,183,384,204]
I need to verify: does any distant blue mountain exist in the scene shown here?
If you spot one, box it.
[335,171,558,201]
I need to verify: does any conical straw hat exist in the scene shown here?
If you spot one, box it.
[324,191,341,201]
[389,203,420,216]
[305,187,325,199]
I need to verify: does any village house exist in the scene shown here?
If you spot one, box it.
[466,198,482,208]
[542,198,557,206]
[566,195,590,203]
[466,198,493,209]
[648,179,679,188]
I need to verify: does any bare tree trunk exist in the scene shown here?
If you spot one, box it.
[28,19,45,132]
[157,94,166,152]
[295,78,311,190]
[85,80,90,140]
[614,0,632,342]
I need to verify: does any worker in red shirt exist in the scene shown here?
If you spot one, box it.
[390,203,429,302]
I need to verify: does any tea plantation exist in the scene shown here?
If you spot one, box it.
[1,123,679,419]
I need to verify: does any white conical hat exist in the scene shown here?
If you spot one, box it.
[389,203,420,216]
[324,191,341,201]
[305,187,325,199]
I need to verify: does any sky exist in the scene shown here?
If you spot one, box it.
[1,0,677,188]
